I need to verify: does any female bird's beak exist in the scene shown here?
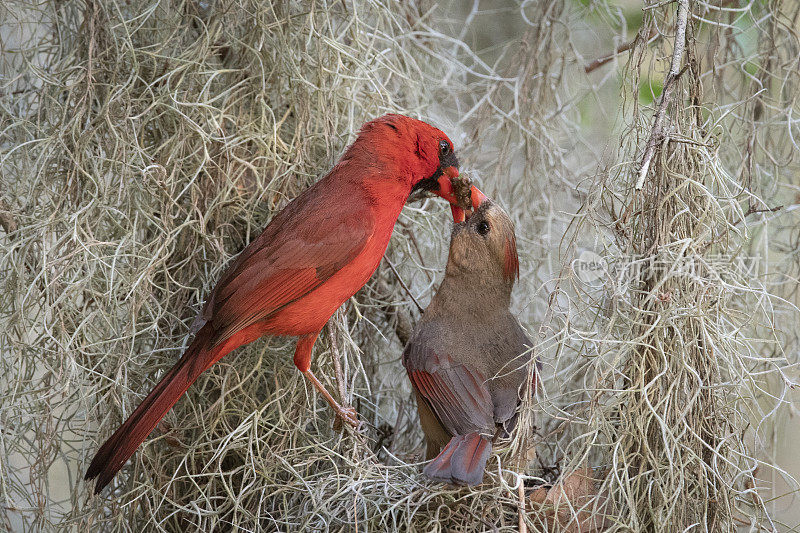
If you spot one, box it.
[433,167,489,223]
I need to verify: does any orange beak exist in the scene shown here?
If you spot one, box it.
[433,167,489,223]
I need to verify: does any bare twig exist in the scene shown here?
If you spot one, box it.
[399,220,434,282]
[384,257,424,313]
[327,315,348,404]
[584,28,658,74]
[743,204,783,217]
[518,481,528,533]
[635,0,690,190]
[732,204,783,226]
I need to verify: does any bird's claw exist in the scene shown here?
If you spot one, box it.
[332,405,360,432]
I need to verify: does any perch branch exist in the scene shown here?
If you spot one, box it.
[635,0,690,191]
[327,317,348,404]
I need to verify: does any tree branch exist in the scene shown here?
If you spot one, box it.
[584,28,658,74]
[635,0,690,191]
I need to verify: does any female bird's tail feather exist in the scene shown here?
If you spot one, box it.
[85,325,224,494]
[423,432,492,486]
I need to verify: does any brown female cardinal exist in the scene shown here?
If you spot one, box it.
[402,199,533,486]
[85,114,485,493]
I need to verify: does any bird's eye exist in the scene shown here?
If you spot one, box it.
[438,140,451,156]
[477,221,490,236]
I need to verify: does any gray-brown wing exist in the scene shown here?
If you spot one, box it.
[403,341,495,437]
[487,318,535,430]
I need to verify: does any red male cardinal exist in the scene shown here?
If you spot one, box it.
[403,199,534,486]
[85,114,485,493]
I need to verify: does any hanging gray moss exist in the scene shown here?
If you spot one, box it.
[1,1,798,531]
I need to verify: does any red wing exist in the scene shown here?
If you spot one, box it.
[203,194,374,346]
[403,344,495,436]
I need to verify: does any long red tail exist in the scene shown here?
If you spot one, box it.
[85,325,226,493]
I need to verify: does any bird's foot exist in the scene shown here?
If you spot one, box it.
[332,405,360,432]
[301,368,362,432]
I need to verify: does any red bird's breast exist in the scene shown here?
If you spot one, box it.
[246,183,407,337]
[261,223,390,334]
